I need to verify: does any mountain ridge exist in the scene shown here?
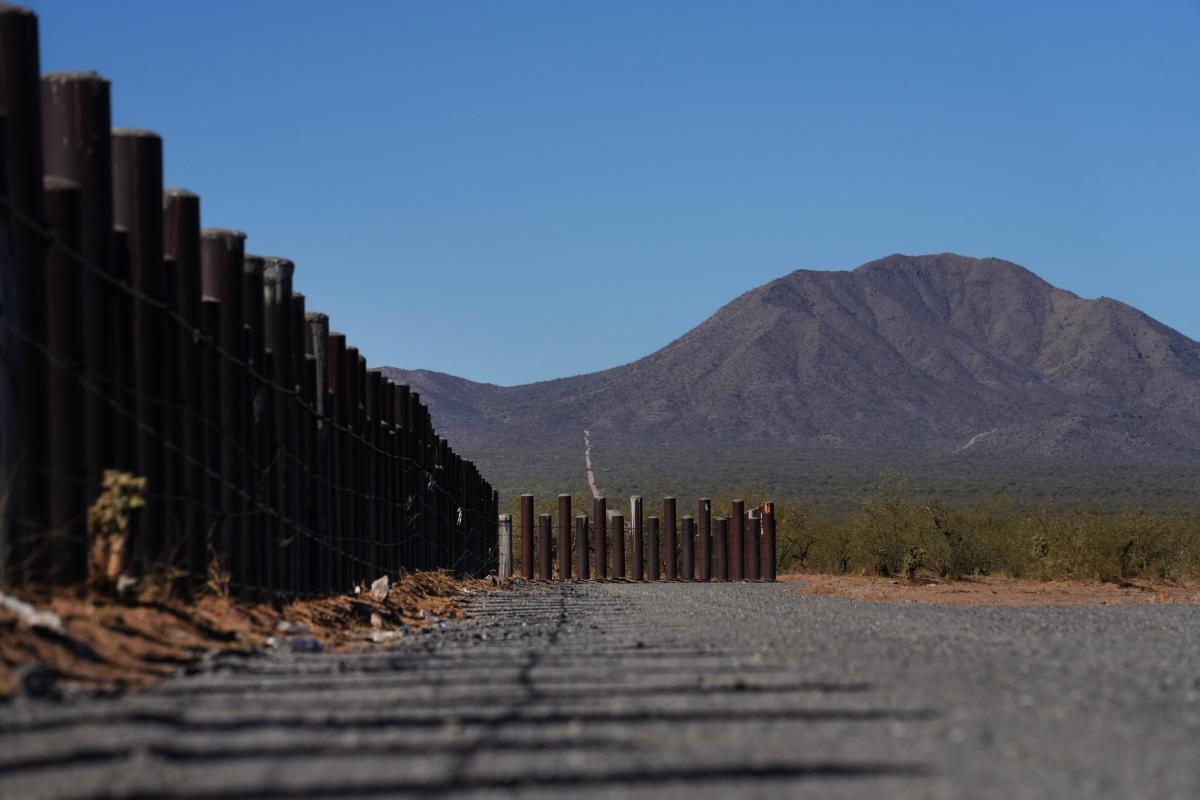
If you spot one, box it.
[384,253,1200,467]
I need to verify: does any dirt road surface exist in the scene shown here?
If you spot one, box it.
[2,582,1198,798]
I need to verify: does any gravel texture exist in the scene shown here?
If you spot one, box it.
[2,581,1199,799]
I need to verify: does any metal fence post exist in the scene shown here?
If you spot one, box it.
[611,513,625,579]
[163,188,203,593]
[630,496,643,581]
[681,514,694,581]
[714,517,729,582]
[663,497,677,581]
[42,176,87,584]
[200,228,247,595]
[729,499,745,581]
[498,514,512,577]
[762,501,777,581]
[746,508,761,581]
[0,3,46,585]
[537,513,552,580]
[646,516,659,581]
[40,71,113,519]
[557,494,571,581]
[520,493,533,579]
[575,513,589,581]
[593,496,607,580]
[698,498,711,581]
[112,127,168,575]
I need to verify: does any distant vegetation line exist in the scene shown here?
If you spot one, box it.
[503,476,1200,584]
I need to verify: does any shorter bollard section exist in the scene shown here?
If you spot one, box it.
[499,493,781,585]
[558,494,572,581]
[498,514,512,577]
[575,514,589,580]
[746,509,762,581]
[647,516,660,581]
[663,497,677,581]
[762,501,777,581]
[593,497,607,580]
[681,515,695,581]
[714,517,729,582]
[631,496,644,581]
[537,514,552,580]
[520,494,534,580]
[730,500,745,581]
[611,513,625,579]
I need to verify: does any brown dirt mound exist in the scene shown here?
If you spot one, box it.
[0,572,505,700]
[783,572,1200,606]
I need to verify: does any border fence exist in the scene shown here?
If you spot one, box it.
[499,495,778,582]
[0,4,498,597]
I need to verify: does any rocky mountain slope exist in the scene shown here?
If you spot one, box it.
[385,253,1200,466]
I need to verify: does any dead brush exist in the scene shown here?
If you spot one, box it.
[86,470,145,594]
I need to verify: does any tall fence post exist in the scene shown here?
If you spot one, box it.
[498,514,512,577]
[40,71,113,523]
[42,176,86,583]
[519,493,533,580]
[729,499,745,581]
[575,513,588,581]
[647,516,660,581]
[746,508,761,581]
[761,501,776,581]
[307,312,331,591]
[1,3,46,585]
[681,515,694,581]
[200,228,247,596]
[714,517,729,581]
[663,497,677,581]
[537,513,552,580]
[698,498,711,581]
[557,494,571,581]
[163,188,203,593]
[630,496,643,581]
[592,496,606,580]
[112,127,168,575]
[611,513,625,579]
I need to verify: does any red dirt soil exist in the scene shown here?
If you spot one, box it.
[1,572,501,699]
[783,572,1200,606]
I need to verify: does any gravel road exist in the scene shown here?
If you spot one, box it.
[2,582,1198,799]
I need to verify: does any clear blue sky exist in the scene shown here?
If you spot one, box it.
[32,0,1200,385]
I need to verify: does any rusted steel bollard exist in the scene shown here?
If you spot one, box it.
[1,3,48,585]
[163,188,204,592]
[681,515,694,581]
[113,127,168,572]
[575,514,589,580]
[593,496,607,579]
[557,494,571,581]
[611,513,625,579]
[647,516,660,581]
[201,228,248,594]
[729,499,745,581]
[746,509,762,581]
[630,496,644,581]
[537,513,552,580]
[663,497,677,580]
[698,497,712,581]
[520,494,534,579]
[761,502,776,581]
[40,71,114,515]
[714,517,729,582]
[497,515,512,577]
[42,177,87,584]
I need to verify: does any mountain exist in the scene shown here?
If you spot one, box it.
[384,254,1200,498]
